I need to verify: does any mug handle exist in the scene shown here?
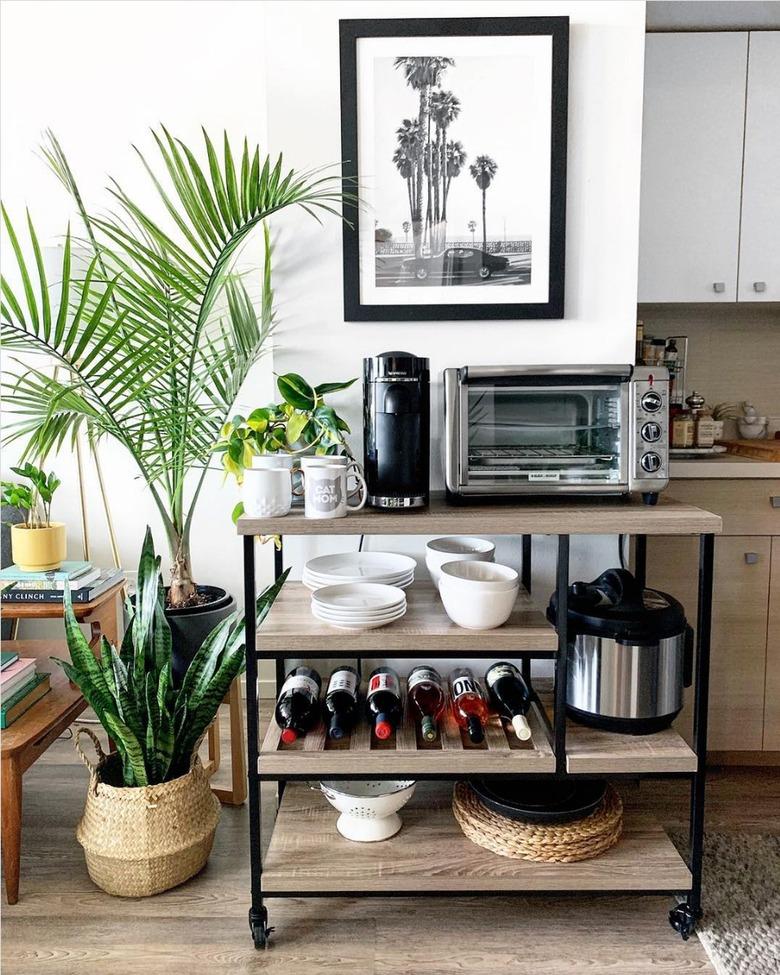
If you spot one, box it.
[347,469,368,511]
[291,467,305,497]
[346,458,365,499]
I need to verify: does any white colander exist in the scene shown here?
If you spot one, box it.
[317,779,416,842]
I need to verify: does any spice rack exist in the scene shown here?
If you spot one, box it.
[237,494,720,948]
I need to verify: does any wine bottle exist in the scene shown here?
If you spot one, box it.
[407,666,446,742]
[275,666,322,744]
[448,667,489,744]
[485,661,532,741]
[322,665,360,740]
[365,666,402,740]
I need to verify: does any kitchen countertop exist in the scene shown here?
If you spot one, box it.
[670,455,780,479]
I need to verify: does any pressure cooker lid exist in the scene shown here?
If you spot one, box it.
[547,568,686,641]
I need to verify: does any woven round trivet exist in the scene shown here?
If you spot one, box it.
[452,781,623,863]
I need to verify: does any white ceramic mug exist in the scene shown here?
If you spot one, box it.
[251,454,293,471]
[294,455,364,500]
[242,467,293,518]
[302,464,367,519]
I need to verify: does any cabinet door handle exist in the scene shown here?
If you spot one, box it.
[753,281,767,293]
[744,552,760,565]
[713,282,726,293]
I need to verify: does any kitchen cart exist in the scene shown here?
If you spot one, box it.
[237,495,721,948]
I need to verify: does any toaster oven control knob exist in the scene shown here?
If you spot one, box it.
[640,451,663,473]
[641,421,662,443]
[640,390,663,413]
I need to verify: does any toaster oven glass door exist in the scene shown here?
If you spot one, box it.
[463,383,628,490]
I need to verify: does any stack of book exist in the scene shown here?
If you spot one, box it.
[1,651,51,728]
[0,561,124,604]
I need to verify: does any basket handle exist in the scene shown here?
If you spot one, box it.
[74,726,107,774]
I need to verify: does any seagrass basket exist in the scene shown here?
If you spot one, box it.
[74,727,220,897]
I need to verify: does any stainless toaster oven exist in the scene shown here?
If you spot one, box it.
[444,365,669,502]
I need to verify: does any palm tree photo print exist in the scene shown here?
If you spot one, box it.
[372,54,533,290]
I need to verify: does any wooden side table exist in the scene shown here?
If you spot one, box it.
[2,579,124,647]
[1,639,88,904]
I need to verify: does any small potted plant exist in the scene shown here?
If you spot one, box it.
[1,462,65,571]
[55,527,288,897]
[214,372,357,522]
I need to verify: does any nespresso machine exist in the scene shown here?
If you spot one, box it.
[363,351,430,508]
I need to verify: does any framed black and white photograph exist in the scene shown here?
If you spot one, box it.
[340,17,569,322]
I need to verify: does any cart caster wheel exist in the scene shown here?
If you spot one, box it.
[249,907,274,949]
[669,903,701,940]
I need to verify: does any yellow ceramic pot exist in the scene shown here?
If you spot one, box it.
[11,523,67,571]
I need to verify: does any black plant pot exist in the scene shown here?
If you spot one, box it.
[165,585,236,685]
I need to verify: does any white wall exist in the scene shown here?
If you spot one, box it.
[2,1,647,678]
[0,0,274,608]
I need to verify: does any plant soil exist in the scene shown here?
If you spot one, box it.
[165,590,212,610]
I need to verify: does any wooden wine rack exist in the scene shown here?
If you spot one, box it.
[259,679,556,776]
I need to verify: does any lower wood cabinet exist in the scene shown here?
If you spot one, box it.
[646,479,780,760]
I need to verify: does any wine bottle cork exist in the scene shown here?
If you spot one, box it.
[511,714,532,741]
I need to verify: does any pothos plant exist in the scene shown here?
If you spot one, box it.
[213,371,357,521]
[53,527,289,786]
[1,462,61,529]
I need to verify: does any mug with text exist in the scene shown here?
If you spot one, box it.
[302,463,367,519]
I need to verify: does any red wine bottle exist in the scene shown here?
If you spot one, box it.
[365,666,402,740]
[485,661,532,741]
[275,666,322,744]
[322,665,360,740]
[449,667,489,744]
[407,666,446,741]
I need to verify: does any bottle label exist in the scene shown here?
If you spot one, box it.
[280,674,319,703]
[367,671,400,698]
[451,675,479,700]
[407,667,441,691]
[327,669,358,697]
[485,663,518,688]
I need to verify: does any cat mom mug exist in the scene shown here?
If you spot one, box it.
[302,463,367,519]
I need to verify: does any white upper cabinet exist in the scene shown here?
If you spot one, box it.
[738,32,780,302]
[638,32,748,303]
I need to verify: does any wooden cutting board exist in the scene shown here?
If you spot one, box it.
[722,439,780,461]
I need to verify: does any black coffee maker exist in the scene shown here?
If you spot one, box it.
[363,352,430,508]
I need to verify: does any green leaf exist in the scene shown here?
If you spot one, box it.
[314,378,358,396]
[103,712,148,786]
[285,411,308,446]
[276,373,316,411]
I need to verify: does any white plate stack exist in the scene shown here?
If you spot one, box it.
[311,583,407,630]
[303,552,416,591]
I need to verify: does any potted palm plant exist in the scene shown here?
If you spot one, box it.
[1,462,64,571]
[1,128,344,678]
[55,528,288,897]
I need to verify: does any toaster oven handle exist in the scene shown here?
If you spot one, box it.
[683,624,695,688]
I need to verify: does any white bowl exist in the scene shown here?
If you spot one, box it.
[318,779,416,841]
[425,536,495,588]
[439,575,518,630]
[439,560,519,590]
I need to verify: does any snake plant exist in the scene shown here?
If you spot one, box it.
[53,528,288,786]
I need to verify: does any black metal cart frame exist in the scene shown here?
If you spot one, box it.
[242,529,715,948]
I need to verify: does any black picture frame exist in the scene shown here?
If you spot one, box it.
[339,16,569,322]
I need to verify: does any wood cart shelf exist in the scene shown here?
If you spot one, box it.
[238,492,722,538]
[255,582,557,653]
[263,782,692,894]
[238,495,720,947]
[258,680,697,779]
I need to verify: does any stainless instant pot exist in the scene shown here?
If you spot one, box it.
[547,568,693,734]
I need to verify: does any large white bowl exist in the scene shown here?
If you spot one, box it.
[439,560,519,590]
[439,574,518,630]
[318,779,416,841]
[425,536,495,588]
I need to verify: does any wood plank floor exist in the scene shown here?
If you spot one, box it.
[3,711,779,974]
